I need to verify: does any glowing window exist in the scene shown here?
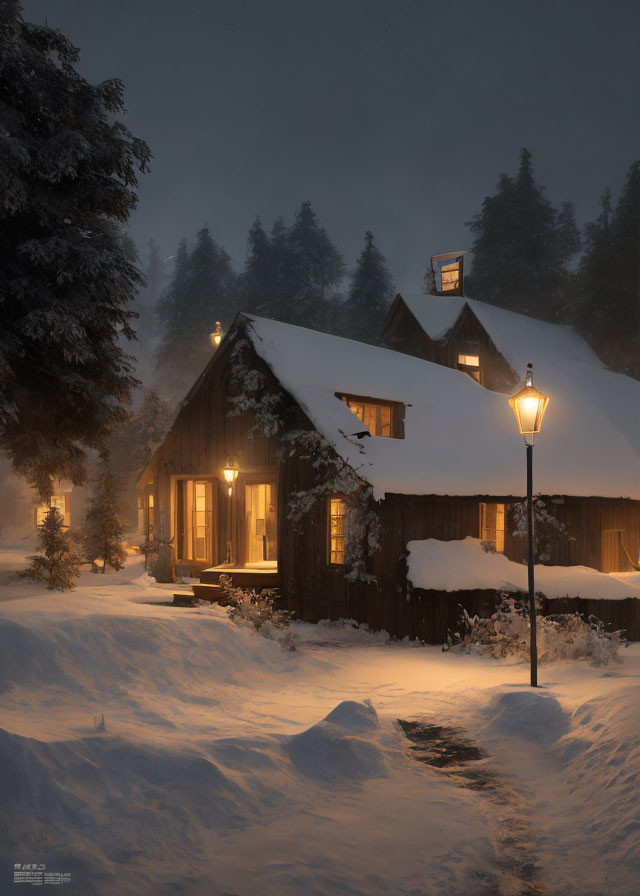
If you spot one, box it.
[440,261,461,291]
[176,480,213,562]
[36,495,68,527]
[340,395,398,438]
[479,502,505,553]
[457,353,481,383]
[328,497,346,565]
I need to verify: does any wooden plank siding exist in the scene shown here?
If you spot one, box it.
[379,296,518,393]
[140,323,640,643]
[141,339,280,575]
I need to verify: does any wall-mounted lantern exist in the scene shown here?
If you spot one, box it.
[222,463,239,497]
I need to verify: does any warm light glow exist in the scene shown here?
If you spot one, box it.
[509,364,549,438]
[457,353,479,367]
[209,321,223,347]
[222,466,239,484]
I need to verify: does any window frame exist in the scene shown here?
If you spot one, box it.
[327,495,347,567]
[479,502,505,553]
[336,393,405,439]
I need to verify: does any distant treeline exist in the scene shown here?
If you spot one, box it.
[132,150,639,405]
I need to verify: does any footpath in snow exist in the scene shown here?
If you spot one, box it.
[0,546,639,895]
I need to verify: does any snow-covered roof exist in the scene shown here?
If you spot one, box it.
[400,292,600,367]
[396,293,640,458]
[406,537,640,600]
[244,315,640,500]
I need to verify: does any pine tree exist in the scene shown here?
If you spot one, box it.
[0,4,150,498]
[20,508,80,591]
[288,201,345,326]
[82,453,127,574]
[576,164,640,377]
[156,228,238,398]
[239,217,272,314]
[465,149,579,321]
[340,231,394,342]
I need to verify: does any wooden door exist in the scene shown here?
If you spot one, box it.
[601,529,624,573]
[245,483,277,564]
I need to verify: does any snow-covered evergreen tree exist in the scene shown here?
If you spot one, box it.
[156,228,238,398]
[576,163,640,379]
[465,148,579,321]
[82,453,126,574]
[340,231,394,342]
[20,508,80,591]
[238,202,344,330]
[0,3,150,497]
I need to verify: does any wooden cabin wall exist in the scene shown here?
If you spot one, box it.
[378,300,437,361]
[438,306,517,391]
[278,471,640,642]
[143,341,279,572]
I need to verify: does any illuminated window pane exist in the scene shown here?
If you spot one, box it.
[457,354,479,367]
[329,497,346,564]
[344,397,395,438]
[479,502,505,553]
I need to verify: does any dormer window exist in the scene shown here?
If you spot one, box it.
[338,394,404,438]
[457,352,481,382]
[431,252,465,296]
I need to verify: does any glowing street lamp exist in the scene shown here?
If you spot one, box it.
[509,363,549,688]
[210,321,223,347]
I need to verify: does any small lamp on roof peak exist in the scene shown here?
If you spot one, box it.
[210,321,223,347]
[509,363,549,443]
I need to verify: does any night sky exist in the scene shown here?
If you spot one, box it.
[20,0,640,295]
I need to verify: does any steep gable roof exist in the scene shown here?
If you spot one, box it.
[243,314,640,501]
[389,293,640,459]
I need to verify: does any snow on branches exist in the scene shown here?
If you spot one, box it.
[511,496,573,564]
[226,326,381,581]
[226,334,285,438]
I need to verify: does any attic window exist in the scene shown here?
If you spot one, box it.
[457,353,481,382]
[479,502,505,553]
[431,252,465,296]
[338,394,404,438]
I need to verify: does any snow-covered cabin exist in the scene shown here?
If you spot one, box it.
[138,308,640,641]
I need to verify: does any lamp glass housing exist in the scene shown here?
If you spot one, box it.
[509,366,549,436]
[222,466,239,484]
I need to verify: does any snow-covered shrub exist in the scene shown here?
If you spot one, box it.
[144,511,174,583]
[220,576,295,651]
[444,594,626,665]
[510,496,574,564]
[20,508,81,591]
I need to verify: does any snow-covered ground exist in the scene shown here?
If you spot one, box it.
[1,542,640,896]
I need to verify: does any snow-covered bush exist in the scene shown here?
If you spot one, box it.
[444,594,626,665]
[220,576,295,651]
[510,496,574,564]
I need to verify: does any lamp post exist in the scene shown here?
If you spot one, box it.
[222,463,239,564]
[509,363,549,688]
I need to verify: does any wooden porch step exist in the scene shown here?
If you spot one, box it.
[172,592,199,607]
[191,583,232,603]
[200,567,279,588]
